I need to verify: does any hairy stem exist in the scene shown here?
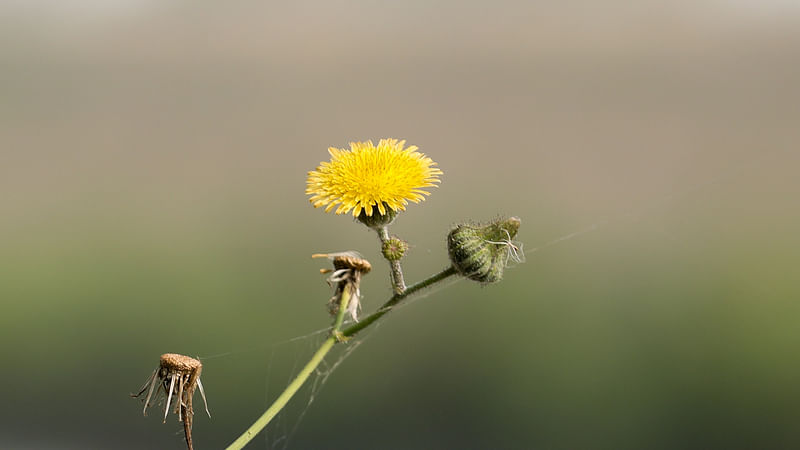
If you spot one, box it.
[342,265,457,338]
[330,284,352,341]
[226,338,336,450]
[225,288,351,450]
[225,266,457,449]
[378,226,406,293]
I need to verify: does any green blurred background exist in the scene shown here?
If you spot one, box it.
[2,1,800,449]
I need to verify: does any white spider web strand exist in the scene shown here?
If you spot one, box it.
[264,326,378,450]
[200,162,739,362]
[277,274,462,443]
[265,332,326,449]
[197,325,333,362]
[381,273,466,314]
[280,335,368,450]
[525,167,742,256]
[205,165,747,448]
[525,221,608,255]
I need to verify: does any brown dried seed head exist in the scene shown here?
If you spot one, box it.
[160,353,202,372]
[313,252,372,273]
[332,255,371,273]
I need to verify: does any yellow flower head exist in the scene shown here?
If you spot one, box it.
[306,139,442,217]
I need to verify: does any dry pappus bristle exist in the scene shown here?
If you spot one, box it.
[313,251,372,321]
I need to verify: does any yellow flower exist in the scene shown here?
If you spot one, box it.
[306,139,442,217]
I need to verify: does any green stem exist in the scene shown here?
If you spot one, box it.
[330,286,352,339]
[378,226,406,294]
[225,336,336,450]
[342,265,457,338]
[225,266,458,449]
[227,288,352,450]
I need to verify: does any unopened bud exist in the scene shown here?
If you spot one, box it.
[382,236,409,261]
[447,217,522,284]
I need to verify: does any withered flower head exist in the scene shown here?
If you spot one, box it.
[313,251,371,322]
[132,354,211,428]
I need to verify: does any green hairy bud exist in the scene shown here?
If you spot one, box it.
[447,217,522,284]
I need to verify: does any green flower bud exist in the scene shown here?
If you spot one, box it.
[382,236,409,261]
[447,217,522,284]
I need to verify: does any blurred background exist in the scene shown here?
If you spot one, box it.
[2,1,799,449]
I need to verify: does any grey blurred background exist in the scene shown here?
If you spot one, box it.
[2,1,799,449]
